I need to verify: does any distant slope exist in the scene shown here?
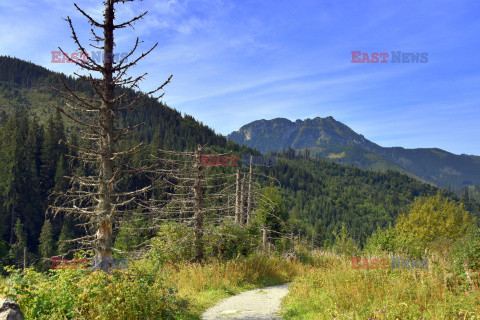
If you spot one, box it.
[1,56,479,248]
[228,117,480,189]
[0,55,243,152]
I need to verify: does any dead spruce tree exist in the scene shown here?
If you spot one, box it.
[147,147,238,262]
[50,0,171,270]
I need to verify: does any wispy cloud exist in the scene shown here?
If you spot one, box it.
[1,0,480,155]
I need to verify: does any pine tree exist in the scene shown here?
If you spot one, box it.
[11,219,27,267]
[54,155,68,191]
[57,223,73,257]
[38,219,55,270]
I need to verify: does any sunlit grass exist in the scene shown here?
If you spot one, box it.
[282,254,480,319]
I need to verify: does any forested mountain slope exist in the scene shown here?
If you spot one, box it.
[228,117,480,191]
[0,56,478,260]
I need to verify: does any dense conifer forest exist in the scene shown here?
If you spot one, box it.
[0,55,479,268]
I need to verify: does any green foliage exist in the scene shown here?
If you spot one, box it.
[2,265,191,320]
[263,157,469,247]
[148,223,194,263]
[282,256,480,319]
[38,219,55,271]
[252,186,288,248]
[149,222,261,263]
[363,225,398,254]
[57,223,73,257]
[0,239,8,270]
[11,219,27,266]
[113,217,154,257]
[395,194,474,253]
[331,223,359,257]
[451,226,480,275]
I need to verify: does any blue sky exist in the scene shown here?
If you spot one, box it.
[1,0,480,155]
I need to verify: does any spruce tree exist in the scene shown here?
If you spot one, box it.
[51,0,172,270]
[11,219,27,267]
[57,223,73,258]
[38,219,55,270]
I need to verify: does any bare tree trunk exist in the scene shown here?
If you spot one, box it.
[240,174,245,224]
[95,0,115,269]
[262,228,267,252]
[23,247,26,270]
[193,146,204,262]
[51,0,172,270]
[290,232,294,251]
[246,155,253,224]
[235,169,241,223]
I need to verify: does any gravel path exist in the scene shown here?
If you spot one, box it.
[202,283,290,320]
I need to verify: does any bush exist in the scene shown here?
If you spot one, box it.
[451,226,480,276]
[148,222,261,263]
[395,194,474,254]
[331,223,359,257]
[363,225,397,255]
[2,263,191,320]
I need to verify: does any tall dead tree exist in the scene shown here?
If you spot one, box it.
[193,146,204,262]
[240,174,246,223]
[146,147,235,262]
[246,155,253,223]
[50,0,171,270]
[235,170,241,223]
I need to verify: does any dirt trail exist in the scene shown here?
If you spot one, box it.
[201,283,290,320]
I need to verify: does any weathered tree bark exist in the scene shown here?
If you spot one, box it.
[246,155,253,223]
[51,0,172,270]
[262,227,267,252]
[193,146,204,262]
[240,174,245,223]
[235,169,241,224]
[95,0,115,268]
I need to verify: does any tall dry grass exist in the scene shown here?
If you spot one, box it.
[282,254,480,319]
[154,252,306,311]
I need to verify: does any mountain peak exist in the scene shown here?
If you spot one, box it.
[227,117,480,190]
[227,116,376,154]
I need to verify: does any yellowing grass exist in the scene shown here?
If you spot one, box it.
[282,255,480,319]
[156,253,306,312]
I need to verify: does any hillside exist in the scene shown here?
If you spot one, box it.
[228,117,480,190]
[0,56,478,256]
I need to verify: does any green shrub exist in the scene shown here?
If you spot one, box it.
[451,226,480,276]
[2,263,192,320]
[148,222,261,263]
[331,223,359,257]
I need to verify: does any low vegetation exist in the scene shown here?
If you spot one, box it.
[1,253,305,320]
[282,254,480,319]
